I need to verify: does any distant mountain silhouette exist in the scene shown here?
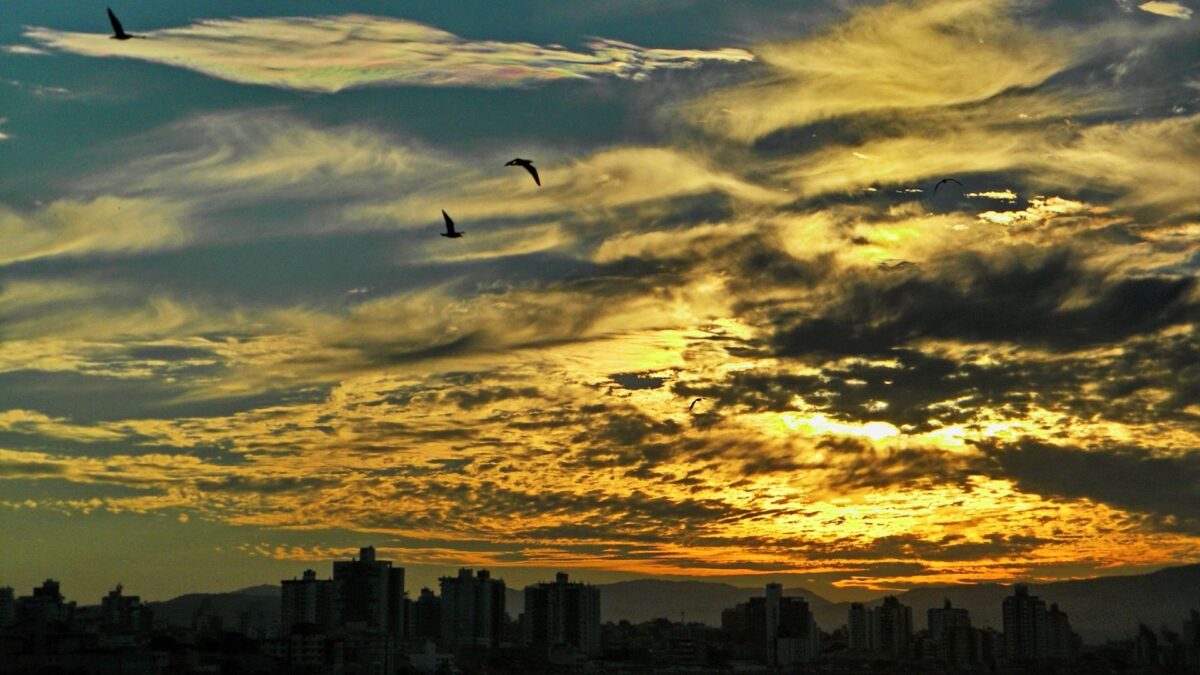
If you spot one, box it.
[861,563,1200,643]
[532,567,1200,642]
[147,586,279,632]
[229,584,282,597]
[147,564,1200,643]
[506,579,834,626]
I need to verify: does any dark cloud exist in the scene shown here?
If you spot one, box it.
[0,460,66,478]
[825,445,980,491]
[770,250,1196,356]
[440,385,541,410]
[982,439,1200,533]
[610,372,668,390]
[195,475,341,494]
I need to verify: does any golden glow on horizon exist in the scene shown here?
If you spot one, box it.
[2,0,1200,596]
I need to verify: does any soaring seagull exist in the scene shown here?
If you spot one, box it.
[505,158,540,187]
[440,210,463,238]
[688,397,704,412]
[107,8,143,40]
[932,177,963,195]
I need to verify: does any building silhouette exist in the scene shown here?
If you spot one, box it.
[409,587,442,643]
[847,602,869,651]
[15,579,75,627]
[925,599,994,666]
[522,572,600,658]
[99,584,151,635]
[1135,623,1159,665]
[774,592,820,666]
[720,584,819,665]
[0,587,13,628]
[332,545,405,637]
[1045,602,1079,661]
[1002,584,1047,662]
[870,596,912,657]
[281,569,334,632]
[765,582,782,664]
[928,598,970,638]
[439,568,505,649]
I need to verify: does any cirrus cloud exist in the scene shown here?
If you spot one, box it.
[23,14,754,93]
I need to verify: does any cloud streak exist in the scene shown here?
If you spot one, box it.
[1138,2,1194,19]
[24,15,754,93]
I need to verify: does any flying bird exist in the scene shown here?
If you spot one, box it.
[688,398,704,412]
[932,178,963,195]
[107,8,143,40]
[505,158,540,187]
[440,210,462,238]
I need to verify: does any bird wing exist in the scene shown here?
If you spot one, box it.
[524,164,540,186]
[107,8,125,36]
[442,210,455,234]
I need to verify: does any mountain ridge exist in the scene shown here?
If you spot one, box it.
[146,563,1200,643]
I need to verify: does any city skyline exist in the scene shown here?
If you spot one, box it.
[4,548,1199,672]
[2,0,1200,606]
[4,551,1199,642]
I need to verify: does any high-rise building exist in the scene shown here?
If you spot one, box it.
[1183,610,1200,667]
[927,600,977,665]
[1045,603,1078,661]
[332,546,405,637]
[722,586,819,665]
[928,599,971,638]
[848,602,870,651]
[0,587,14,627]
[1002,585,1048,662]
[522,572,601,657]
[765,583,782,665]
[439,568,506,649]
[1135,624,1159,665]
[281,569,334,632]
[99,584,151,634]
[870,596,912,657]
[1184,609,1200,645]
[411,588,442,642]
[775,593,820,666]
[721,597,767,658]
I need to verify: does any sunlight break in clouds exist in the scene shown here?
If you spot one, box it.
[23,15,754,93]
[1138,1,1194,19]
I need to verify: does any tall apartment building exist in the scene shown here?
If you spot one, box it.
[522,572,601,657]
[439,568,505,649]
[281,569,334,632]
[332,545,405,637]
[1002,585,1047,662]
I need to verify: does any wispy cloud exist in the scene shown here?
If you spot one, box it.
[24,15,753,93]
[686,0,1075,141]
[1138,1,1194,19]
[0,197,190,266]
[2,45,48,56]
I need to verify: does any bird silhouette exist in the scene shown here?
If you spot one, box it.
[505,158,540,187]
[932,178,963,195]
[440,210,462,238]
[107,8,144,40]
[688,397,704,412]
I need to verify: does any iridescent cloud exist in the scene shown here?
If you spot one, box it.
[23,15,754,93]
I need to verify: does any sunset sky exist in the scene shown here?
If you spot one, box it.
[1,0,1198,604]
